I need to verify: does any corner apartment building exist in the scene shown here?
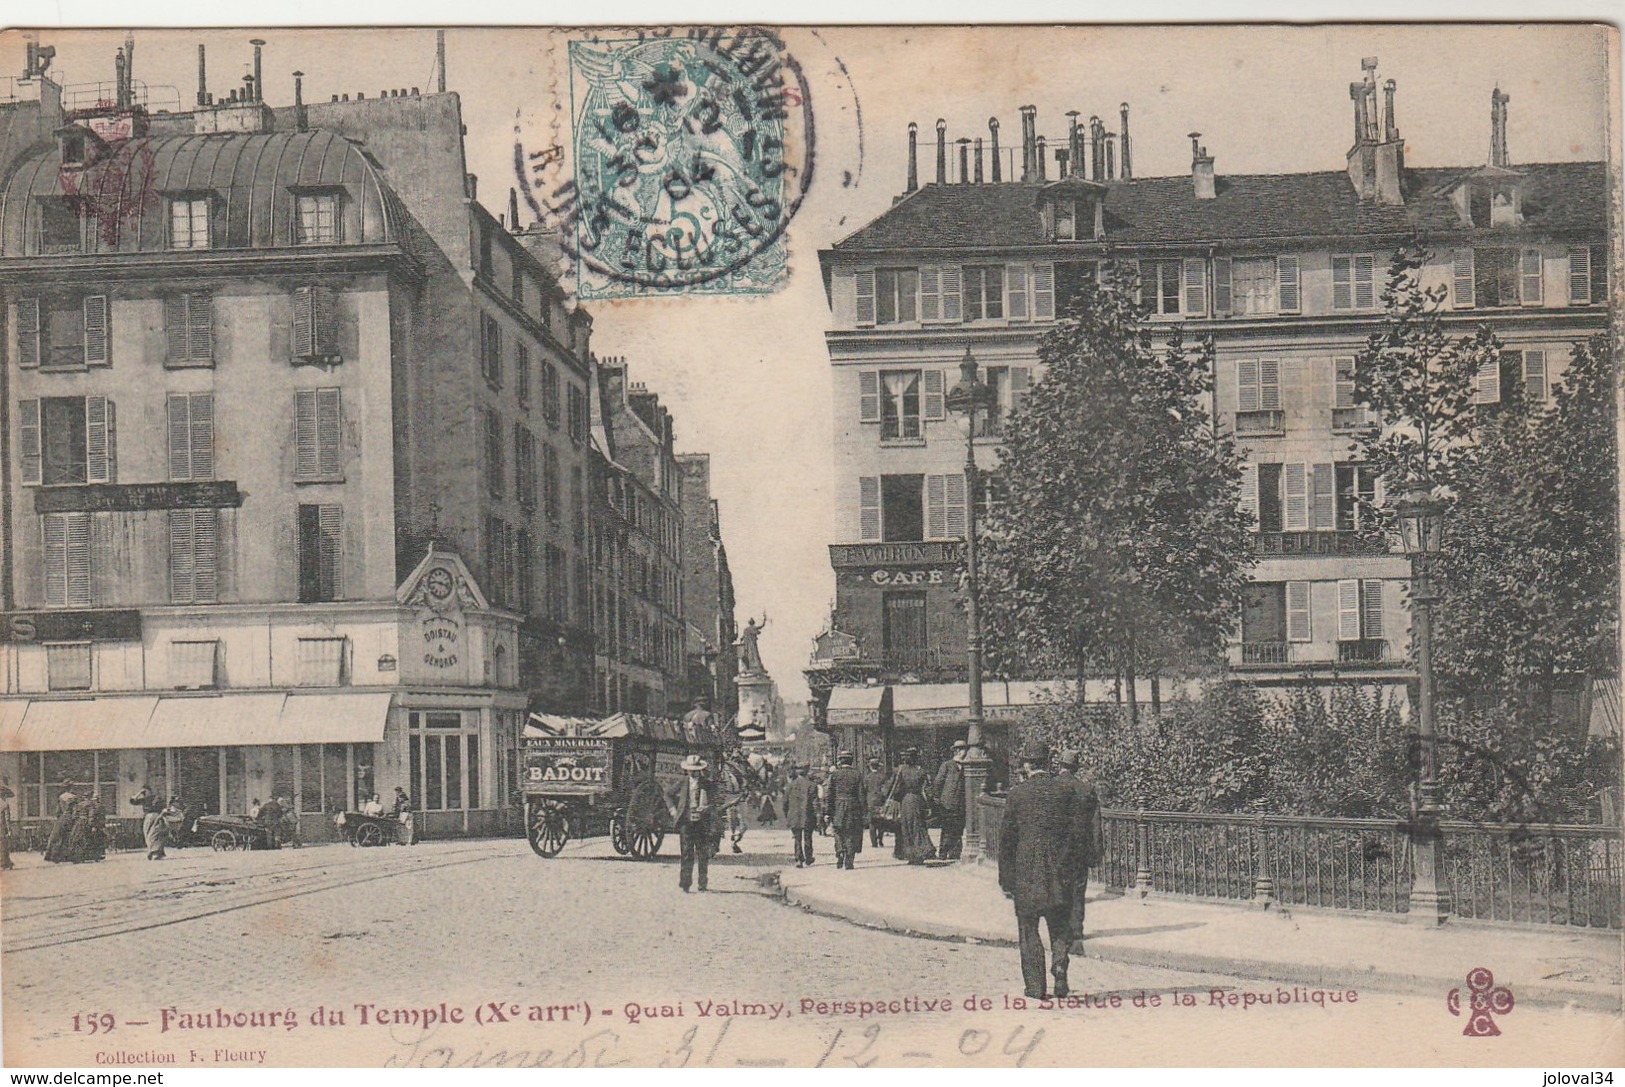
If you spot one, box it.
[677,452,738,719]
[0,39,600,838]
[809,60,1608,764]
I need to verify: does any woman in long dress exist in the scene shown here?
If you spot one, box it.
[43,791,78,863]
[68,795,105,862]
[890,748,936,865]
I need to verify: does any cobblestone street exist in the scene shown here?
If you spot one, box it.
[4,831,1618,1067]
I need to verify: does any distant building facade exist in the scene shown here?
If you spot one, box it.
[677,453,737,719]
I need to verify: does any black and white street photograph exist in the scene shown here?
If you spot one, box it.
[0,19,1619,1071]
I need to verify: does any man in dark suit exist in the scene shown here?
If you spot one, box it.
[934,739,969,861]
[998,737,1084,1000]
[666,755,715,892]
[863,757,888,848]
[827,750,868,870]
[784,763,817,867]
[1054,749,1102,954]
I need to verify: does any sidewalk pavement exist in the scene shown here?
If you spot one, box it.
[777,852,1622,1011]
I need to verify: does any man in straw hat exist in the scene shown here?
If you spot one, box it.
[998,736,1087,999]
[667,754,716,892]
[827,750,868,870]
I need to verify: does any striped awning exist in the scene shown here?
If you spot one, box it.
[0,692,391,751]
[826,685,888,727]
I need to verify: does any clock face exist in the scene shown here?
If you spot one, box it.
[425,567,455,602]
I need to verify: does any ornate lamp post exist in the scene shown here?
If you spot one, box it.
[1393,484,1451,925]
[946,346,998,861]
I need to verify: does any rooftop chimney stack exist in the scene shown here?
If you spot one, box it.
[1036,135,1047,180]
[509,186,520,229]
[1019,105,1036,182]
[250,39,265,103]
[1055,148,1068,176]
[1066,111,1082,178]
[437,29,447,93]
[1383,78,1399,142]
[114,47,128,110]
[974,137,984,183]
[1345,57,1405,205]
[988,117,1001,182]
[957,137,970,183]
[906,121,918,192]
[197,44,207,107]
[1190,132,1216,200]
[1105,134,1116,181]
[1120,102,1132,179]
[1490,87,1510,166]
[1090,116,1105,179]
[935,118,947,185]
[293,70,307,131]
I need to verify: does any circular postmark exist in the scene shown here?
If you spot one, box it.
[517,26,815,297]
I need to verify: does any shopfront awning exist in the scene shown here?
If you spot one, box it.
[0,692,393,751]
[826,685,887,727]
[889,681,1059,729]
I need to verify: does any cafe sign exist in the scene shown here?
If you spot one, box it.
[829,542,963,569]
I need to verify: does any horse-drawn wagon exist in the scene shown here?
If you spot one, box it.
[521,712,735,859]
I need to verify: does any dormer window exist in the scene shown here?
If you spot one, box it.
[37,198,82,255]
[1455,170,1525,229]
[1054,199,1077,241]
[168,194,211,250]
[60,134,86,167]
[294,190,341,245]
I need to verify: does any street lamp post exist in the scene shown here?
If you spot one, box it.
[1394,484,1451,926]
[947,346,997,861]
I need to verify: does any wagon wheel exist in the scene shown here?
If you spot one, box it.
[624,782,666,859]
[609,814,632,856]
[528,803,570,858]
[211,829,238,852]
[628,824,664,859]
[357,822,387,848]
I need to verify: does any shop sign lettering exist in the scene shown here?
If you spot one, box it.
[422,616,461,668]
[869,568,947,586]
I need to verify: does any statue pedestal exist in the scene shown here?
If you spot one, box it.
[735,669,772,736]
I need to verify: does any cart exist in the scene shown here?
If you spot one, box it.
[522,712,730,860]
[334,810,403,847]
[195,813,277,851]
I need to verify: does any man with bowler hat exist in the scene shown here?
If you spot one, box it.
[863,756,889,848]
[934,739,969,860]
[1054,749,1102,952]
[998,737,1084,999]
[827,750,868,870]
[784,762,817,867]
[666,754,715,892]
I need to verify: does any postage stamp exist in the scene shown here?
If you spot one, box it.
[522,27,814,300]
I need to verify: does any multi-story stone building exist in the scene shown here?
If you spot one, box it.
[809,59,1608,767]
[677,452,738,719]
[0,40,602,838]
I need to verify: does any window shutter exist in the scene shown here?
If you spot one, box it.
[85,395,113,483]
[1360,579,1384,640]
[66,512,91,606]
[168,395,191,480]
[919,265,941,321]
[294,390,318,478]
[1238,462,1258,521]
[1182,257,1207,315]
[313,287,339,356]
[169,509,196,603]
[925,474,947,539]
[922,368,946,421]
[1353,254,1376,309]
[1311,463,1336,530]
[854,270,876,325]
[43,514,67,606]
[1006,263,1029,320]
[1332,256,1353,310]
[190,394,214,480]
[1236,359,1261,412]
[319,504,343,599]
[165,295,189,360]
[83,295,109,365]
[19,399,41,485]
[1474,359,1501,405]
[187,293,213,361]
[1286,581,1312,642]
[1337,579,1362,641]
[1520,249,1544,305]
[317,388,342,477]
[1568,246,1592,304]
[944,473,967,538]
[1334,357,1356,410]
[1276,256,1300,314]
[1446,248,1475,310]
[1283,463,1308,530]
[941,265,963,321]
[1590,244,1607,304]
[858,476,881,542]
[858,370,880,423]
[15,298,40,368]
[1499,349,1524,407]
[1258,359,1281,411]
[1212,257,1233,315]
[1523,349,1547,403]
[1010,367,1031,415]
[292,286,315,358]
[1032,261,1055,320]
[193,509,218,602]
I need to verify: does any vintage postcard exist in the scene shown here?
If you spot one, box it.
[0,21,1621,1071]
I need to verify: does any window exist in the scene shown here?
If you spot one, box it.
[1053,199,1077,241]
[515,426,537,511]
[1331,358,1371,433]
[294,389,342,482]
[299,742,371,815]
[925,473,967,540]
[38,198,81,254]
[1055,261,1099,314]
[568,385,587,443]
[20,396,116,486]
[15,295,110,370]
[1521,349,1548,403]
[1470,248,1543,309]
[1476,348,1550,407]
[45,642,92,690]
[295,636,348,686]
[1241,583,1310,657]
[875,268,919,325]
[516,344,531,409]
[1234,359,1283,435]
[1335,464,1379,530]
[485,516,511,605]
[410,711,481,812]
[294,192,340,244]
[297,504,343,603]
[1243,463,1341,533]
[170,640,221,688]
[168,195,210,250]
[481,313,503,388]
[1568,245,1607,305]
[975,365,1031,438]
[291,286,340,363]
[575,555,591,625]
[479,224,494,279]
[571,466,586,546]
[856,473,957,543]
[16,750,118,819]
[883,591,929,671]
[963,265,1005,321]
[1332,254,1377,310]
[542,361,561,428]
[1227,258,1280,316]
[483,408,504,497]
[1337,579,1385,653]
[167,393,214,481]
[543,444,561,520]
[880,370,921,440]
[163,292,214,366]
[1142,259,1183,315]
[41,512,92,607]
[546,544,569,620]
[169,508,219,603]
[512,261,526,308]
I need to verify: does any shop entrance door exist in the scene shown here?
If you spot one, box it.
[176,747,222,816]
[883,591,929,671]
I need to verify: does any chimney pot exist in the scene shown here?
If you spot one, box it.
[412,86,420,95]
[935,118,947,185]
[988,117,1002,183]
[250,38,265,103]
[1120,102,1132,179]
[1036,135,1047,180]
[974,136,984,183]
[957,137,970,184]
[906,121,918,192]
[1190,134,1216,200]
[331,94,339,102]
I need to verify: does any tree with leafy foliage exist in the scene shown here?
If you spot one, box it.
[980,267,1256,724]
